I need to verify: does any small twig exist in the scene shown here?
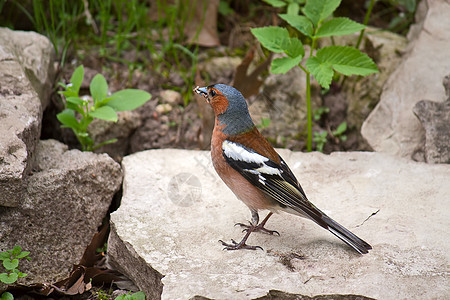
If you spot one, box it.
[357,209,380,227]
[82,0,99,35]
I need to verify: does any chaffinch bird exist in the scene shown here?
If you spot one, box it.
[194,84,372,254]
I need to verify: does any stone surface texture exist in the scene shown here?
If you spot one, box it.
[361,0,450,160]
[0,27,55,207]
[109,149,449,300]
[0,139,123,284]
[413,75,450,163]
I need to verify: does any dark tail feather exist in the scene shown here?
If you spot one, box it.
[322,215,372,254]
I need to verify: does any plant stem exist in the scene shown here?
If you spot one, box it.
[356,0,376,49]
[306,72,312,152]
[305,38,316,152]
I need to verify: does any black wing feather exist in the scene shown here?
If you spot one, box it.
[222,142,327,227]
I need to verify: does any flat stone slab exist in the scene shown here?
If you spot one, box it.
[109,149,450,299]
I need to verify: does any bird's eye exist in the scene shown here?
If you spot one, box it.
[210,90,216,97]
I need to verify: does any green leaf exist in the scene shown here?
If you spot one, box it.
[0,272,18,284]
[279,14,313,37]
[250,26,290,53]
[59,90,78,98]
[0,252,9,260]
[106,89,151,111]
[271,55,303,74]
[90,74,108,104]
[3,258,18,270]
[333,121,347,135]
[284,37,304,58]
[287,2,300,15]
[18,272,28,278]
[11,246,21,256]
[302,0,341,27]
[66,97,84,106]
[318,46,378,76]
[315,17,365,37]
[69,65,84,95]
[65,97,85,115]
[57,109,80,130]
[89,106,118,122]
[306,56,334,88]
[306,46,378,88]
[132,291,146,300]
[1,291,14,300]
[262,0,286,7]
[16,251,30,259]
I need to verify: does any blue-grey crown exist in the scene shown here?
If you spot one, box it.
[212,84,255,135]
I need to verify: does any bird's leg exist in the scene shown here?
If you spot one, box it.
[236,212,279,236]
[219,210,263,250]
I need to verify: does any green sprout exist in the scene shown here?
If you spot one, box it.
[57,65,151,151]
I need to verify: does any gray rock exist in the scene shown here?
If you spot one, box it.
[413,75,450,163]
[0,139,122,284]
[0,28,55,207]
[361,0,450,160]
[341,29,407,130]
[109,149,449,300]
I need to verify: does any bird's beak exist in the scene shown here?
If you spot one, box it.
[193,86,209,102]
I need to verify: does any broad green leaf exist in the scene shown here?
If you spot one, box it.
[106,89,152,111]
[3,258,18,270]
[66,97,85,115]
[306,56,334,88]
[306,46,378,88]
[0,272,18,284]
[250,26,290,53]
[315,17,365,37]
[70,65,84,95]
[302,0,341,27]
[284,37,304,58]
[333,121,347,135]
[90,74,108,104]
[262,0,286,7]
[1,291,14,300]
[89,106,118,122]
[11,246,21,256]
[16,251,30,259]
[18,272,28,278]
[66,97,84,106]
[287,2,300,15]
[279,14,313,37]
[66,102,84,115]
[0,252,9,259]
[317,46,378,76]
[132,291,146,300]
[271,55,303,74]
[60,90,78,98]
[57,109,80,130]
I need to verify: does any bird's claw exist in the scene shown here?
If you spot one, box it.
[235,222,280,236]
[218,239,263,251]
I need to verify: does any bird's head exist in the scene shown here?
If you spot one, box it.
[194,84,254,135]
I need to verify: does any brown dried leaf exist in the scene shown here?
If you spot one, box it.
[185,0,220,47]
[79,221,109,267]
[233,46,272,98]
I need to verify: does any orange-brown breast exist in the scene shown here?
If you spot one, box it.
[211,122,277,211]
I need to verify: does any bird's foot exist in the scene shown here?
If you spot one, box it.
[235,222,280,236]
[219,239,263,251]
